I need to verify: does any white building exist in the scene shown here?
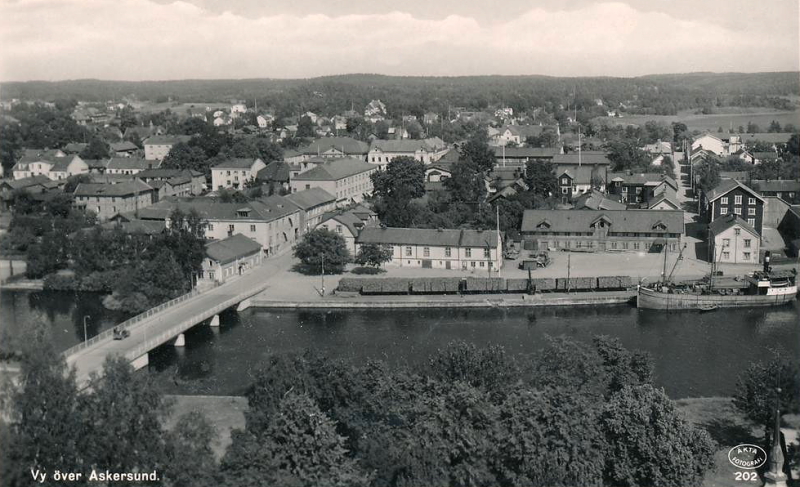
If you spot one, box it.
[367,138,449,167]
[356,227,503,271]
[144,135,192,161]
[211,158,267,190]
[708,214,760,265]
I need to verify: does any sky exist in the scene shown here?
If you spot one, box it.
[0,0,798,81]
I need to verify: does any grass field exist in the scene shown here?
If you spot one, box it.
[594,109,800,133]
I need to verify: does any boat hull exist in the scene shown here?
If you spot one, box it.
[637,286,797,310]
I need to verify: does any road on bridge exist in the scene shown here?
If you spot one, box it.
[67,251,296,386]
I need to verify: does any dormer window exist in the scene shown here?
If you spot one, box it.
[237,209,251,218]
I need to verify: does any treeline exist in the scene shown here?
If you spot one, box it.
[0,332,714,487]
[3,72,797,119]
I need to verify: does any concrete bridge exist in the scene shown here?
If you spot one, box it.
[64,263,278,388]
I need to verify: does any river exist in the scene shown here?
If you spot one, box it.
[1,289,798,398]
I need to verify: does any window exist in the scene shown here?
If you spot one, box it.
[748,218,756,227]
[561,177,569,185]
[720,208,728,215]
[561,187,569,194]
[483,248,490,258]
[744,239,751,248]
[208,271,215,280]
[250,225,256,232]
[721,197,728,204]
[743,252,751,260]
[405,246,412,257]
[723,251,730,260]
[445,247,451,257]
[335,225,342,234]
[480,261,485,268]
[423,247,430,257]
[611,242,617,249]
[735,195,742,204]
[228,224,234,232]
[723,238,730,247]
[748,208,755,216]
[633,242,639,250]
[465,248,472,258]
[470,261,476,268]
[208,224,214,231]
[734,207,742,215]
[622,187,628,193]
[734,228,741,236]
[488,261,493,269]
[305,184,310,190]
[748,197,756,205]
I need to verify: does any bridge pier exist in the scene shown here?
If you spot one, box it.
[131,353,149,370]
[237,299,252,312]
[174,333,185,347]
[209,315,220,327]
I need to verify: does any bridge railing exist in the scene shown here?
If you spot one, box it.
[62,288,203,358]
[123,287,264,361]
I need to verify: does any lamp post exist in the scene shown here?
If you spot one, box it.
[83,315,90,342]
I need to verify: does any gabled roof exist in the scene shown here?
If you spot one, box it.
[501,125,546,138]
[320,210,365,236]
[106,157,159,171]
[608,172,677,190]
[734,133,793,145]
[558,165,600,184]
[750,179,800,193]
[708,214,759,237]
[284,188,336,210]
[704,179,764,203]
[493,147,559,159]
[110,141,139,152]
[1,175,51,191]
[50,155,84,172]
[752,152,780,161]
[521,209,684,234]
[551,153,611,165]
[300,137,369,156]
[137,168,203,179]
[136,195,299,223]
[357,227,499,247]
[573,190,627,210]
[212,158,263,170]
[647,193,682,210]
[205,234,262,264]
[292,158,374,181]
[144,135,191,146]
[74,180,154,197]
[256,161,291,183]
[369,138,446,153]
[99,219,167,235]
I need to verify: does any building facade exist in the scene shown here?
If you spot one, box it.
[211,158,267,190]
[290,158,376,206]
[200,234,263,285]
[356,227,503,271]
[700,179,765,235]
[143,135,191,161]
[367,138,449,167]
[707,214,761,264]
[73,180,155,221]
[521,209,684,253]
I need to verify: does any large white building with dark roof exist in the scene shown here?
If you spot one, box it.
[368,138,449,166]
[356,227,502,270]
[211,158,267,190]
[290,157,376,205]
[521,209,684,253]
[143,135,192,160]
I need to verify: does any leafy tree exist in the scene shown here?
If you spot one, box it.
[747,121,761,133]
[444,161,486,206]
[217,188,250,203]
[355,243,393,268]
[124,130,144,149]
[78,356,172,475]
[606,140,651,171]
[346,117,370,140]
[459,131,495,173]
[600,385,716,487]
[63,173,94,193]
[427,340,519,392]
[162,142,209,173]
[163,412,219,487]
[79,137,110,160]
[732,356,800,439]
[293,228,350,273]
[374,120,390,140]
[768,120,782,133]
[406,120,423,139]
[117,105,137,132]
[221,391,370,487]
[296,115,315,138]
[370,156,425,226]
[694,160,721,192]
[180,117,209,136]
[524,160,558,198]
[0,324,84,486]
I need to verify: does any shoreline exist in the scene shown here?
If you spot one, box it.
[0,280,44,291]
[251,290,636,309]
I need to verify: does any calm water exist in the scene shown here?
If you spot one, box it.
[2,290,799,398]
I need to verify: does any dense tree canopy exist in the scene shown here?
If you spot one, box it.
[293,228,350,274]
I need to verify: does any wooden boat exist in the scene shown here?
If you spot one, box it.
[699,304,718,313]
[637,250,797,311]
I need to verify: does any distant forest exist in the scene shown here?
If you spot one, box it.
[2,72,798,119]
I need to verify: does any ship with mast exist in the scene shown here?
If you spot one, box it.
[637,243,798,310]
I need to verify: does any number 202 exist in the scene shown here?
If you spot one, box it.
[734,471,759,482]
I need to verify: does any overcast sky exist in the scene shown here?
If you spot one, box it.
[1,0,798,81]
